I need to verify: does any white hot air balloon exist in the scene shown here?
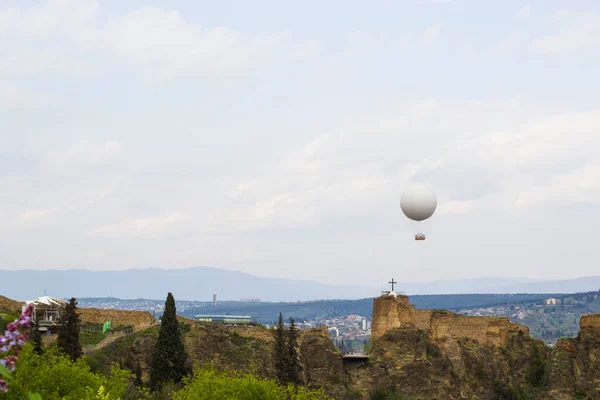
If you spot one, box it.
[400,185,437,240]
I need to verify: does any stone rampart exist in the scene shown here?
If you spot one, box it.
[371,294,529,346]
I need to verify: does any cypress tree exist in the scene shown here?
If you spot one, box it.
[57,297,82,361]
[135,361,143,387]
[274,312,288,384]
[30,317,43,355]
[287,317,301,384]
[150,292,187,390]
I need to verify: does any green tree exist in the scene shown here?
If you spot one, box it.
[287,317,301,384]
[150,292,187,390]
[30,318,43,355]
[135,360,143,387]
[0,345,128,400]
[274,312,288,384]
[57,297,82,361]
[171,366,331,400]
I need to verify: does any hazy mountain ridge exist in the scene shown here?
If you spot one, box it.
[1,267,599,302]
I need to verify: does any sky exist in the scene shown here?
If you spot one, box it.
[1,0,599,287]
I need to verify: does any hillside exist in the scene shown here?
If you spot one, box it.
[85,320,349,398]
[0,295,24,313]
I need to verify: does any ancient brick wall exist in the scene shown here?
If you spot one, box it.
[413,309,433,330]
[371,294,527,346]
[371,295,405,338]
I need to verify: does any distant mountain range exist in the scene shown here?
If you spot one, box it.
[1,267,599,302]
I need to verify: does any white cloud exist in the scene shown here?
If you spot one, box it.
[458,111,600,170]
[0,86,48,109]
[422,25,442,44]
[0,1,299,81]
[91,211,187,237]
[104,6,289,81]
[516,5,531,18]
[44,140,123,172]
[531,12,600,56]
[437,200,478,215]
[12,207,59,226]
[515,163,600,207]
[219,98,600,233]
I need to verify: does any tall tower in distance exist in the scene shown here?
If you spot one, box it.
[213,294,217,306]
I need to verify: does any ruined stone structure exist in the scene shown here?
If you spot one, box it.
[371,293,529,346]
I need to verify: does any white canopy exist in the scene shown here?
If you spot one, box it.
[26,296,67,306]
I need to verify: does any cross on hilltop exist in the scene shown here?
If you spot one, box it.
[389,278,397,292]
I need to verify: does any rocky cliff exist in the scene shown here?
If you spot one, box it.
[546,314,600,399]
[359,294,600,399]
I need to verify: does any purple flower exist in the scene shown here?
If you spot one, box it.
[0,305,34,393]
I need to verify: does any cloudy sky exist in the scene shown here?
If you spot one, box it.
[1,0,599,287]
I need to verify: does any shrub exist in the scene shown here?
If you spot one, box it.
[172,366,331,400]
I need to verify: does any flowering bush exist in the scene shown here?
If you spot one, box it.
[0,304,33,392]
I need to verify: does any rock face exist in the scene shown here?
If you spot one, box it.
[546,314,600,399]
[364,294,600,399]
[299,327,348,398]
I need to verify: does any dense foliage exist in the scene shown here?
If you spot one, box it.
[57,298,82,361]
[150,293,187,390]
[0,345,129,400]
[171,366,330,400]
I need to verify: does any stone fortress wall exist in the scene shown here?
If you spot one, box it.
[371,294,530,346]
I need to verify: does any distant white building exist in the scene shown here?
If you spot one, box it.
[545,298,559,305]
[362,319,367,331]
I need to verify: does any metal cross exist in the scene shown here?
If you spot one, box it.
[388,278,397,292]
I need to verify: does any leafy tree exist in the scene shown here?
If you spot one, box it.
[171,366,331,400]
[150,292,187,390]
[274,312,288,384]
[287,317,301,384]
[30,318,43,355]
[57,297,82,361]
[0,345,128,400]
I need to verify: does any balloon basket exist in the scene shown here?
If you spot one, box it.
[414,234,426,241]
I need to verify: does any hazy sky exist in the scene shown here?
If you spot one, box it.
[1,0,599,287]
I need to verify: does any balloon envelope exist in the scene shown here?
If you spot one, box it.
[400,185,437,221]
